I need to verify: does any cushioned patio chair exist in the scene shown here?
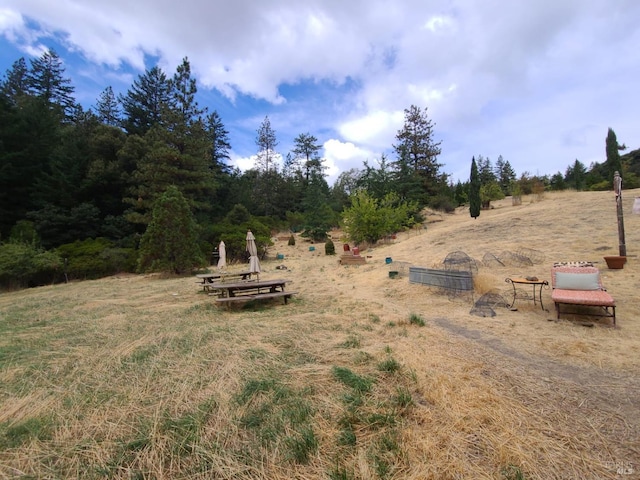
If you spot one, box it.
[551,266,616,326]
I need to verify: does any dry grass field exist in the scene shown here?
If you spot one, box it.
[1,189,639,479]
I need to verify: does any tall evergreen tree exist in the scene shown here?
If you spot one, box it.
[255,116,278,173]
[564,159,587,191]
[301,172,333,241]
[169,57,202,125]
[95,86,121,126]
[120,66,171,136]
[205,110,232,170]
[476,155,496,185]
[605,128,624,181]
[358,155,394,201]
[469,157,480,219]
[392,105,443,198]
[291,133,324,183]
[0,57,29,104]
[495,155,516,195]
[125,122,214,225]
[0,94,60,236]
[26,49,76,120]
[253,116,280,216]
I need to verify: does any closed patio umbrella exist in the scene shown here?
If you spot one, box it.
[246,230,261,278]
[217,240,226,270]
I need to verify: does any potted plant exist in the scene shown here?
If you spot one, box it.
[603,255,626,269]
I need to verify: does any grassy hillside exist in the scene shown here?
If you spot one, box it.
[1,190,639,479]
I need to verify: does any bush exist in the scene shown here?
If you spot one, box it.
[0,243,62,289]
[57,238,136,280]
[325,239,335,255]
[428,195,456,213]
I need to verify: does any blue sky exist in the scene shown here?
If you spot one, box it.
[1,0,638,185]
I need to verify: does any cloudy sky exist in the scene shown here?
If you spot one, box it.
[0,0,638,184]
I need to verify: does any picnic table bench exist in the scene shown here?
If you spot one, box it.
[195,271,255,291]
[207,278,297,308]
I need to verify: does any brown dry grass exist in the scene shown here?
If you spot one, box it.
[1,189,639,479]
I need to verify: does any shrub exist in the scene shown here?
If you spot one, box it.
[408,313,425,327]
[428,195,456,213]
[325,238,335,255]
[0,243,62,289]
[57,238,136,280]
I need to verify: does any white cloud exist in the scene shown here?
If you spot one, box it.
[0,7,23,37]
[1,0,639,183]
[323,138,377,183]
[338,110,404,149]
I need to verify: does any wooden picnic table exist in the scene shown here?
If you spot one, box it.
[207,278,296,307]
[195,271,255,291]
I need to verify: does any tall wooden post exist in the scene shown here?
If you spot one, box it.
[614,171,626,257]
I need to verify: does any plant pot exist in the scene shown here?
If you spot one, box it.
[604,255,626,269]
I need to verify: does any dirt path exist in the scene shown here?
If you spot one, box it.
[432,316,640,464]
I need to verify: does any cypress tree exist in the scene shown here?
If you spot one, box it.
[605,128,623,180]
[469,157,481,219]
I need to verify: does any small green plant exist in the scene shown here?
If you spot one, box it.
[393,387,413,408]
[354,351,373,364]
[337,423,357,446]
[325,238,336,255]
[288,234,296,246]
[408,313,425,327]
[501,464,525,480]
[285,426,318,464]
[332,366,374,393]
[377,358,401,373]
[338,335,361,349]
[329,465,355,480]
[0,416,54,448]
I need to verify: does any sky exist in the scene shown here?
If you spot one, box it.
[0,0,638,185]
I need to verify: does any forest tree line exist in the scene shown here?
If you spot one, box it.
[0,49,637,287]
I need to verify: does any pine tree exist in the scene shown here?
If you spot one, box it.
[95,86,121,126]
[469,157,480,219]
[0,57,29,104]
[120,66,171,136]
[255,116,278,173]
[137,185,204,274]
[495,155,516,195]
[26,49,76,119]
[565,160,587,191]
[291,133,324,183]
[205,110,232,170]
[253,116,280,216]
[169,57,202,125]
[392,105,443,198]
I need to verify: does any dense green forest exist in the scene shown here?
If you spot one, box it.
[1,49,637,287]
